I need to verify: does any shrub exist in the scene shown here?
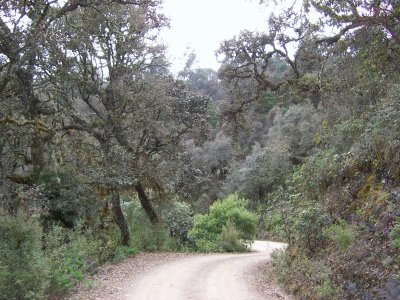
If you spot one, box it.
[390,223,400,249]
[294,206,328,252]
[45,227,101,292]
[114,245,139,261]
[163,201,193,244]
[188,193,258,252]
[272,249,292,284]
[272,249,343,299]
[263,205,296,243]
[44,224,123,293]
[324,219,356,251]
[37,169,97,229]
[0,214,49,300]
[124,200,178,251]
[219,221,247,252]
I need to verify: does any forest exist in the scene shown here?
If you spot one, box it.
[1,0,400,299]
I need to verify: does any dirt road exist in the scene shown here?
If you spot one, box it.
[123,241,287,300]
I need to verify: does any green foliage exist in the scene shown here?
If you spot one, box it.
[37,169,97,228]
[273,250,343,300]
[324,219,356,251]
[258,179,306,244]
[114,245,139,261]
[163,201,193,244]
[38,169,81,210]
[294,207,328,252]
[219,221,248,252]
[258,91,276,113]
[44,226,117,292]
[390,224,400,249]
[263,211,285,239]
[124,200,180,251]
[0,212,137,299]
[188,194,258,252]
[0,214,49,300]
[314,278,340,299]
[272,249,292,284]
[296,150,345,201]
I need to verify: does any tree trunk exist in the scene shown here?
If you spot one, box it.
[135,182,159,225]
[111,189,130,246]
[25,54,45,177]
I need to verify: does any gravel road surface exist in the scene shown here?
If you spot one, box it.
[70,241,292,300]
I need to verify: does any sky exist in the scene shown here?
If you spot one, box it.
[160,0,273,73]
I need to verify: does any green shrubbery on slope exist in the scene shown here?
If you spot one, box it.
[189,194,258,252]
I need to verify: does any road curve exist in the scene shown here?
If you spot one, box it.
[124,241,287,300]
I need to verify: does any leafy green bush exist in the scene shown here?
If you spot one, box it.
[272,250,343,299]
[37,169,97,229]
[45,227,100,292]
[390,223,400,249]
[0,214,49,300]
[114,245,139,261]
[44,224,124,293]
[324,219,356,251]
[296,150,345,202]
[188,193,258,252]
[124,200,179,251]
[219,221,247,252]
[163,201,193,244]
[263,204,296,243]
[294,207,328,252]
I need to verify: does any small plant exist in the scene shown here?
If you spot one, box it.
[44,225,120,293]
[272,249,343,299]
[219,221,247,252]
[188,193,258,252]
[48,237,92,291]
[314,278,341,299]
[114,245,139,261]
[294,206,328,252]
[124,200,180,251]
[0,214,49,299]
[324,219,356,251]
[271,249,291,284]
[163,201,193,244]
[390,223,400,249]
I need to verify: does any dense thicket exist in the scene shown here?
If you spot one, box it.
[213,1,400,299]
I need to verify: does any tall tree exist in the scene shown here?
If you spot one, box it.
[41,1,208,242]
[0,0,146,213]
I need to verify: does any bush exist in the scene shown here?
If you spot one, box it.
[272,249,292,284]
[219,221,247,252]
[324,219,356,251]
[45,226,105,292]
[0,214,49,300]
[390,223,400,249]
[263,206,295,243]
[162,201,193,244]
[37,169,97,229]
[124,200,179,251]
[294,206,328,253]
[44,224,124,294]
[188,193,258,252]
[114,245,139,261]
[272,250,343,299]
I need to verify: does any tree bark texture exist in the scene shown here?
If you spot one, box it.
[135,182,160,225]
[111,189,130,246]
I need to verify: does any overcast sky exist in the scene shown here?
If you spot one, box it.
[160,0,273,73]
